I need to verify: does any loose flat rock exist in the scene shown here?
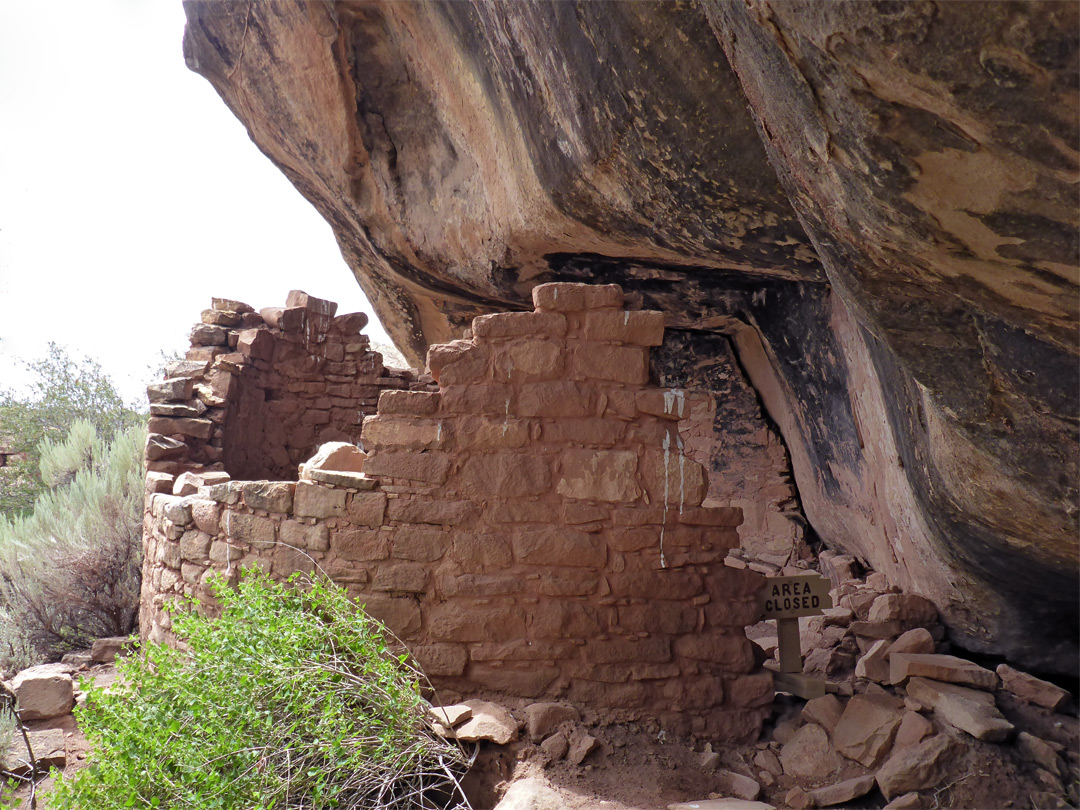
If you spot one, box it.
[427,703,472,727]
[780,723,844,778]
[832,692,903,768]
[810,775,876,807]
[494,777,565,810]
[876,734,959,800]
[996,664,1071,712]
[453,700,518,744]
[715,770,761,801]
[1,728,66,775]
[905,677,1014,741]
[889,653,998,690]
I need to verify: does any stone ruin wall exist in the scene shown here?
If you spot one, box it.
[139,283,811,741]
[144,290,424,481]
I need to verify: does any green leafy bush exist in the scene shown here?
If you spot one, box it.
[49,572,472,810]
[0,420,146,668]
[0,343,141,519]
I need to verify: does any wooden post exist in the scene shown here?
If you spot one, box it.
[776,616,802,673]
[759,574,834,700]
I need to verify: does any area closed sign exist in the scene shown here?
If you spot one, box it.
[760,574,833,619]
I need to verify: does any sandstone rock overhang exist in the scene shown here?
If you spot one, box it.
[181,1,1078,674]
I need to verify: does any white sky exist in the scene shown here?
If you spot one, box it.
[0,0,391,405]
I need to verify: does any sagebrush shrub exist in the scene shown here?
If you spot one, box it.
[0,421,145,668]
[48,572,472,810]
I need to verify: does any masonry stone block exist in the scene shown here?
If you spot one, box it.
[583,310,665,346]
[454,417,530,450]
[493,339,564,382]
[148,417,214,440]
[190,500,223,535]
[428,342,490,385]
[472,312,567,340]
[516,381,594,417]
[346,492,387,527]
[332,528,389,561]
[512,528,606,568]
[362,451,452,483]
[179,530,213,564]
[240,481,295,513]
[673,634,755,670]
[377,390,440,415]
[280,520,330,552]
[640,449,707,507]
[532,282,624,312]
[386,497,479,526]
[361,417,448,450]
[391,527,450,561]
[557,449,640,502]
[541,418,624,446]
[372,563,428,594]
[460,453,551,498]
[449,533,513,573]
[222,512,276,549]
[358,596,422,638]
[428,604,525,643]
[293,481,347,518]
[571,343,648,385]
[438,384,513,416]
[412,644,468,677]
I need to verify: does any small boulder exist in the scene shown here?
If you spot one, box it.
[801,693,844,735]
[90,636,131,664]
[780,723,844,778]
[524,702,580,742]
[753,748,782,777]
[893,711,933,750]
[832,692,903,768]
[783,787,815,810]
[566,731,599,765]
[996,664,1071,712]
[540,732,569,762]
[887,628,935,658]
[868,594,937,627]
[810,775,876,807]
[299,442,366,479]
[12,665,74,721]
[876,734,958,800]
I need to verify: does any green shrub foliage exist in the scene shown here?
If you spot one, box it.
[0,420,146,668]
[49,573,472,810]
[0,343,141,519]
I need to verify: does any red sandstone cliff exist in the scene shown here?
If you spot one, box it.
[180,1,1078,674]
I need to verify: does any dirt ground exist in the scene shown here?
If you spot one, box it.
[10,660,1078,810]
